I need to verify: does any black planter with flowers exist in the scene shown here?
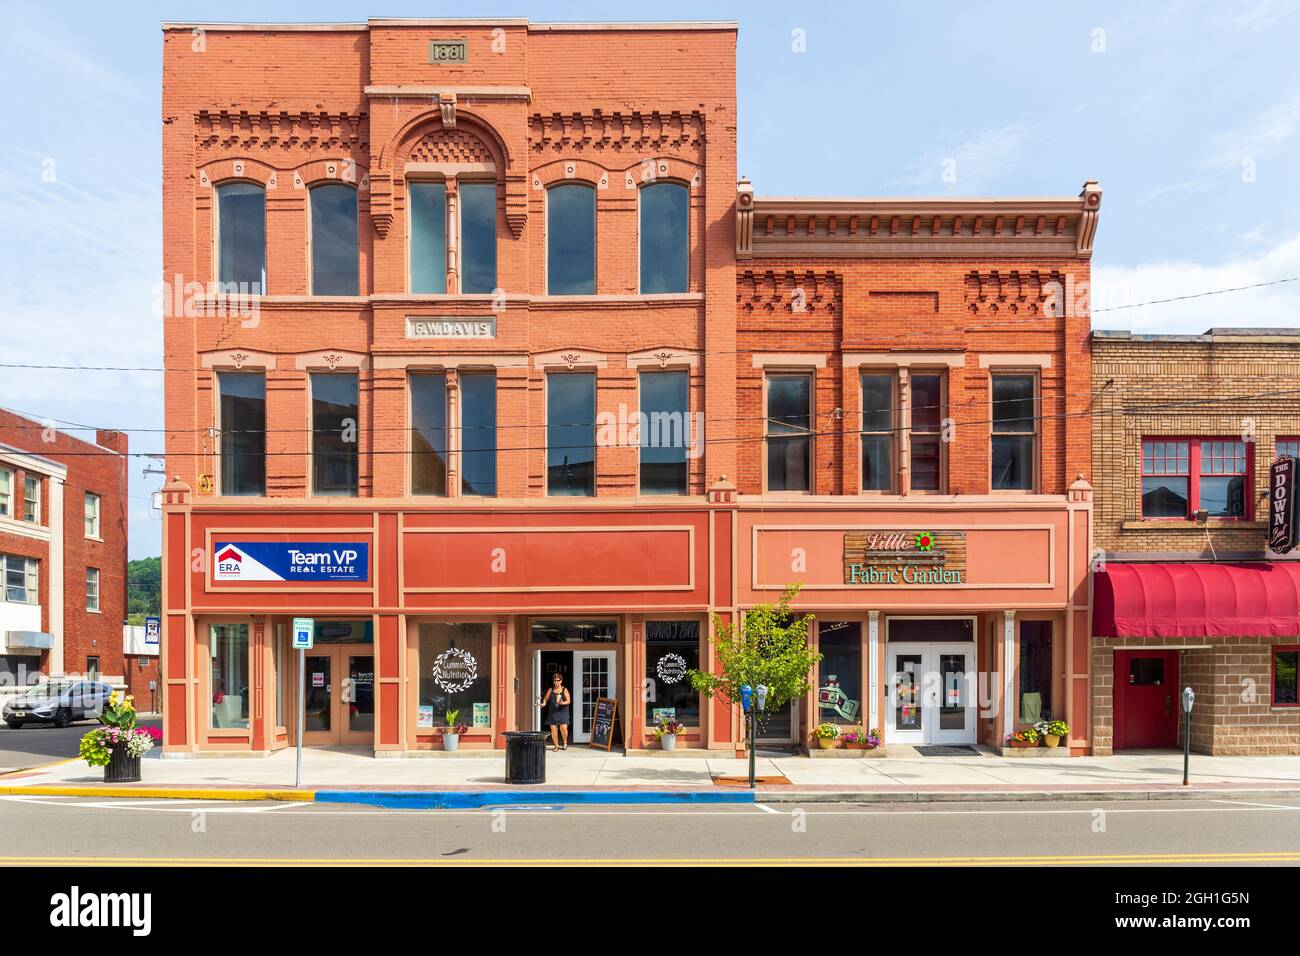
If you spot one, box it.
[78,691,157,783]
[104,746,142,783]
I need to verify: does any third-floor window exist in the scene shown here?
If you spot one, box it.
[639,182,688,293]
[409,180,498,294]
[546,183,596,295]
[215,182,265,294]
[309,183,359,295]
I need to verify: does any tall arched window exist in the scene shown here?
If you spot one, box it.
[546,183,596,295]
[216,182,265,294]
[309,183,359,295]
[409,181,448,294]
[639,181,688,293]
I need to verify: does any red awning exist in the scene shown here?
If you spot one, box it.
[1094,562,1300,638]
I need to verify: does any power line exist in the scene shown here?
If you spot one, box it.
[1092,275,1300,312]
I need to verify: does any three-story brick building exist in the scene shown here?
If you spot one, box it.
[160,18,1099,757]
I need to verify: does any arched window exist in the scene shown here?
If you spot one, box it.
[215,182,265,294]
[546,183,596,295]
[409,181,448,294]
[639,181,688,293]
[459,182,498,294]
[309,183,359,295]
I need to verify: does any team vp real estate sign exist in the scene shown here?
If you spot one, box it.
[843,530,967,585]
[213,542,370,582]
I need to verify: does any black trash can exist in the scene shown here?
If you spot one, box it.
[502,731,547,785]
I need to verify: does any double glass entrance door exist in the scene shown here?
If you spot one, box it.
[533,650,617,743]
[302,645,375,746]
[886,643,977,745]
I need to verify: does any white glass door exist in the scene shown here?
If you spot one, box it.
[573,650,616,743]
[886,643,976,745]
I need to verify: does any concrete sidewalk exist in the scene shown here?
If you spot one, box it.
[5,747,1300,804]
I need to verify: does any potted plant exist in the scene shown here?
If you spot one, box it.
[78,691,155,782]
[1040,719,1069,748]
[441,710,468,752]
[865,727,882,750]
[653,714,685,751]
[812,722,841,750]
[841,727,866,749]
[1005,729,1039,749]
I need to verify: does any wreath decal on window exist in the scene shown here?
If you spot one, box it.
[431,648,478,693]
[655,652,688,685]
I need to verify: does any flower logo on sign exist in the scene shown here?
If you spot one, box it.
[655,652,688,685]
[914,531,935,551]
[431,648,478,693]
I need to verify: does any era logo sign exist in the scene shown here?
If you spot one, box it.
[215,546,243,577]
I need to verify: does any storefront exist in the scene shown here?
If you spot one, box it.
[1092,562,1300,755]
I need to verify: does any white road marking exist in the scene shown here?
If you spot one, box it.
[754,803,782,814]
[1212,798,1300,811]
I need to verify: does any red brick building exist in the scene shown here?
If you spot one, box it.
[160,18,1099,757]
[0,408,129,706]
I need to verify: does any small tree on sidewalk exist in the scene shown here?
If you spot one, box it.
[689,583,821,745]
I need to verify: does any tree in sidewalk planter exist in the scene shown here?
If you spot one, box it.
[78,691,155,767]
[688,583,822,747]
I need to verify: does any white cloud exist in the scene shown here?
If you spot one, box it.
[889,122,1029,193]
[1092,231,1300,333]
[1205,84,1300,172]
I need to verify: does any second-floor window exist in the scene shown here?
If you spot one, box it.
[409,371,498,497]
[2,553,37,604]
[991,374,1037,491]
[410,372,449,496]
[215,182,265,294]
[766,373,812,493]
[639,370,688,495]
[23,476,39,523]
[546,183,596,295]
[1141,439,1250,519]
[547,372,595,496]
[639,182,688,293]
[1279,439,1300,460]
[309,183,359,295]
[84,492,100,538]
[311,372,359,497]
[0,467,11,518]
[861,372,895,492]
[460,372,498,496]
[909,373,944,491]
[218,371,266,496]
[86,568,100,612]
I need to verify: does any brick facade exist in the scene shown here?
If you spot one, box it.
[1091,329,1300,754]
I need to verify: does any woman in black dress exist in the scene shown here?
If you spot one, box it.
[540,672,571,751]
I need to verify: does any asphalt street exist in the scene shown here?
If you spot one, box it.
[0,794,1297,865]
[0,717,163,772]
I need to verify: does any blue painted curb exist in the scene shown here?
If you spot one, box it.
[315,790,756,809]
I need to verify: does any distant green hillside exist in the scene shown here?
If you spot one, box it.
[127,556,162,624]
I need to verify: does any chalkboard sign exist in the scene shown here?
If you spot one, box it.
[589,697,619,751]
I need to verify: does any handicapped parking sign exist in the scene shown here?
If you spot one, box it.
[292,618,314,650]
[144,616,161,645]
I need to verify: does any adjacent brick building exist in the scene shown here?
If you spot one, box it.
[160,18,1099,757]
[0,408,129,708]
[1091,329,1300,754]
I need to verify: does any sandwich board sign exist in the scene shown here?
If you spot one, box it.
[292,618,314,650]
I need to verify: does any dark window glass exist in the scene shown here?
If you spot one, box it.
[311,372,359,496]
[547,184,596,294]
[818,622,863,725]
[1129,657,1165,686]
[460,183,497,294]
[460,372,497,496]
[861,373,894,492]
[1200,440,1248,517]
[218,372,265,496]
[640,370,688,495]
[1142,441,1190,517]
[309,184,358,295]
[887,618,974,642]
[216,183,265,293]
[418,623,492,728]
[1142,477,1190,517]
[910,373,943,491]
[992,375,1035,491]
[640,182,688,293]
[547,372,595,496]
[1019,620,1052,721]
[646,621,700,724]
[410,373,448,496]
[409,181,447,294]
[766,374,812,492]
[1274,650,1298,705]
[530,620,618,643]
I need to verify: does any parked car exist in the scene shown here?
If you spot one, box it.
[3,680,113,729]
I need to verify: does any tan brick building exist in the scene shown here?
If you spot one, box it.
[1091,328,1300,755]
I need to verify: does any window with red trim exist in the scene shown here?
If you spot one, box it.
[1274,647,1299,707]
[1140,438,1252,519]
[1278,438,1300,460]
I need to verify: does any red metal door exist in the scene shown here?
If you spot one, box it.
[1115,650,1179,749]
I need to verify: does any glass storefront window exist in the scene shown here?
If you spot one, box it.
[1019,620,1053,721]
[530,619,618,643]
[818,621,862,725]
[418,623,492,729]
[645,620,699,724]
[210,624,249,729]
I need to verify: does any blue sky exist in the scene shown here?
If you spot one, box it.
[1,1,1298,559]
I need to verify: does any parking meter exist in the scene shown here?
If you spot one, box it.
[755,684,769,712]
[1181,686,1194,785]
[1183,687,1194,713]
[740,684,753,713]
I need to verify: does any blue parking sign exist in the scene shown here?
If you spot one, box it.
[292,618,314,650]
[144,616,161,645]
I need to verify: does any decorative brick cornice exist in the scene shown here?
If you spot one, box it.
[739,181,1102,260]
[737,269,839,315]
[964,270,1065,316]
[195,110,368,153]
[529,110,706,154]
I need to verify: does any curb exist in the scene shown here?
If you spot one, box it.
[0,785,314,802]
[315,790,757,809]
[753,787,1300,804]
